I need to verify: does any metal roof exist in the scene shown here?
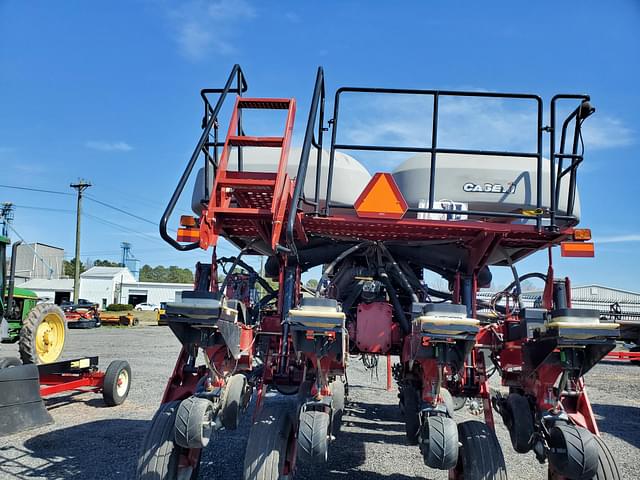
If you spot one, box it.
[81,266,130,278]
[516,284,640,304]
[19,278,74,291]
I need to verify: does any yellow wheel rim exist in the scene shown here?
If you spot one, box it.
[35,312,66,363]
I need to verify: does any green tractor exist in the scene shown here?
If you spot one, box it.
[0,235,67,364]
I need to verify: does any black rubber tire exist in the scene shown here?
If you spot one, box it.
[548,424,599,480]
[457,420,507,480]
[591,435,621,480]
[175,396,216,449]
[630,346,640,366]
[0,356,21,368]
[421,415,458,470]
[243,403,294,480]
[297,410,330,464]
[102,360,131,406]
[135,402,200,480]
[68,319,97,329]
[19,303,67,364]
[330,379,345,434]
[505,393,534,453]
[221,373,247,430]
[402,385,421,445]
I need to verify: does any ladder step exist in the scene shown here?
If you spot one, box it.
[213,207,272,218]
[218,178,276,188]
[228,135,284,147]
[237,98,291,110]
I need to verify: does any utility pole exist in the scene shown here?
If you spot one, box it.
[70,180,91,301]
[0,203,14,237]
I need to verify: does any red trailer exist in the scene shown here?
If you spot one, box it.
[0,356,131,437]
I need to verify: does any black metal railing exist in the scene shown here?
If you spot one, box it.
[286,67,325,254]
[286,68,594,251]
[160,64,247,251]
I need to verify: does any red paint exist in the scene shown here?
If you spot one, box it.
[200,96,296,250]
[355,302,393,354]
[39,372,104,397]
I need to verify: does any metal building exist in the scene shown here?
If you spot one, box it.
[12,242,64,284]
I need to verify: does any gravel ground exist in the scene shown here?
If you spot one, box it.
[0,326,638,480]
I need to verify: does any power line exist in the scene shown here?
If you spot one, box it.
[83,211,165,245]
[85,194,157,226]
[0,184,73,196]
[13,204,75,213]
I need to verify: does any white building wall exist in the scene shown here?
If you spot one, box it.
[121,282,192,305]
[79,277,116,305]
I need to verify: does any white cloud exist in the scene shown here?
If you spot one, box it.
[169,0,256,61]
[597,234,640,244]
[337,94,632,157]
[339,94,538,153]
[581,116,634,150]
[85,141,133,152]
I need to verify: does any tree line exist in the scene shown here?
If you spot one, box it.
[63,258,193,283]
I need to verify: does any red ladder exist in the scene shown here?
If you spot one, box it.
[200,97,296,251]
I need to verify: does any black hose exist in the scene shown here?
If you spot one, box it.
[379,272,411,334]
[378,243,419,303]
[218,255,275,295]
[504,272,547,295]
[315,241,373,296]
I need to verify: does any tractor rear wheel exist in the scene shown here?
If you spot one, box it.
[19,303,66,364]
[456,420,507,480]
[135,401,201,480]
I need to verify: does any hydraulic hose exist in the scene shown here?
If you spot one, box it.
[378,243,419,303]
[315,241,373,297]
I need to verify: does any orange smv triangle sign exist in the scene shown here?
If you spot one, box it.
[354,173,408,219]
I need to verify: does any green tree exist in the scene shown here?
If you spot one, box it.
[139,264,194,283]
[94,259,122,267]
[63,258,86,277]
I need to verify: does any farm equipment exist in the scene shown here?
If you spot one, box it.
[138,65,620,479]
[64,303,101,329]
[0,355,131,437]
[0,237,67,364]
[99,311,139,326]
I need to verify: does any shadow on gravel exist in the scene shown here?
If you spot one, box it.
[44,394,106,411]
[592,403,640,448]
[296,399,419,480]
[0,419,147,479]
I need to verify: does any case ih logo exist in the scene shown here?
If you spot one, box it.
[463,182,516,194]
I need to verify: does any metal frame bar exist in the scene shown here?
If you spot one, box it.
[325,87,544,223]
[160,65,248,251]
[286,72,593,251]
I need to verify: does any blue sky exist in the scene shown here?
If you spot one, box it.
[0,0,638,290]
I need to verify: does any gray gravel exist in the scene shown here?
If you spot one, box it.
[0,326,638,480]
